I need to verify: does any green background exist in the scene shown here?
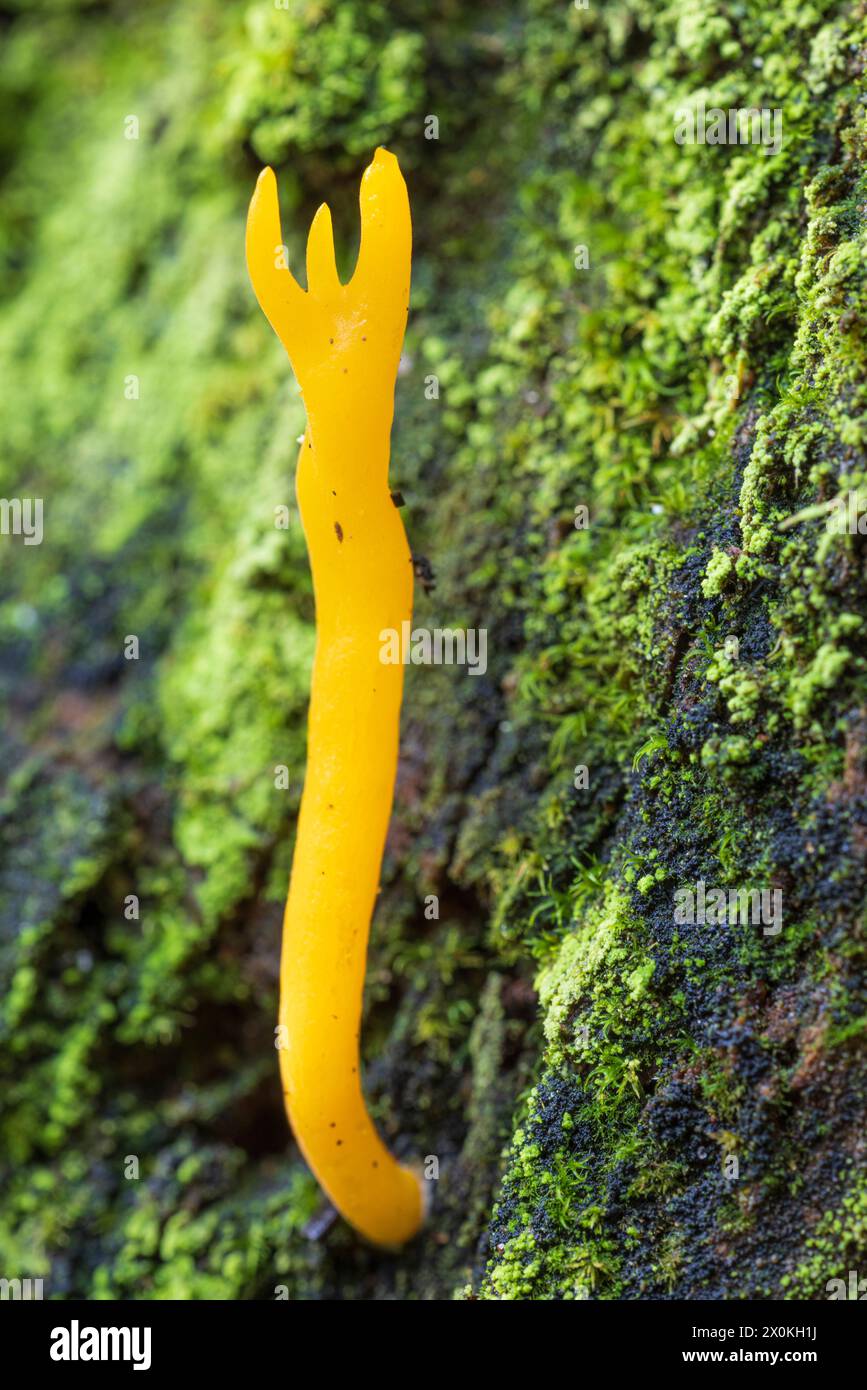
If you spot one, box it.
[1,0,866,1298]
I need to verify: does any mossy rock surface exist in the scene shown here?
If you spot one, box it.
[1,0,866,1299]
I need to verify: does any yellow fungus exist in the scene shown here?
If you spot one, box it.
[246,148,423,1246]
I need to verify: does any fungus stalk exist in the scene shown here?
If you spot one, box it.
[246,149,423,1246]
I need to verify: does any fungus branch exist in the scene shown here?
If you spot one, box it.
[246,149,422,1247]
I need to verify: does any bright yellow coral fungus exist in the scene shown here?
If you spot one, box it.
[246,149,423,1246]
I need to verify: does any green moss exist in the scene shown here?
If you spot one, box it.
[2,0,866,1303]
[701,548,734,598]
[782,1169,867,1298]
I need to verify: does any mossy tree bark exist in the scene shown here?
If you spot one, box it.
[1,0,865,1299]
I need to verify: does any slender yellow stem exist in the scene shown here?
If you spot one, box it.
[246,149,423,1246]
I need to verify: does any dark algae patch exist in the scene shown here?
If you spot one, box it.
[0,0,866,1299]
